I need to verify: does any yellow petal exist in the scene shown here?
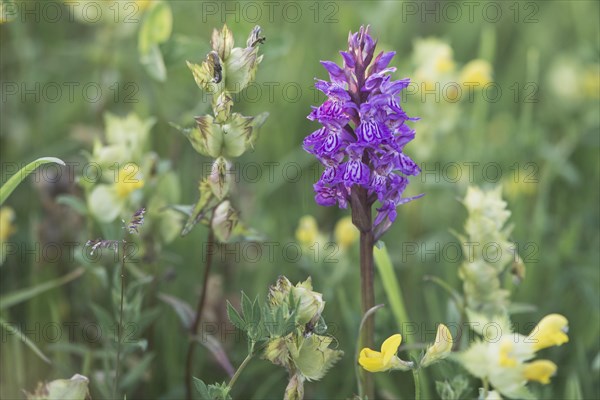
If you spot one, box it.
[115,163,145,199]
[528,314,569,351]
[421,324,453,367]
[498,341,517,367]
[460,59,493,86]
[381,334,402,367]
[295,215,319,246]
[0,207,17,242]
[358,348,386,372]
[334,216,358,249]
[523,360,557,384]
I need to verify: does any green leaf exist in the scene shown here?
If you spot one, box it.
[0,317,51,363]
[158,293,195,330]
[140,45,167,82]
[193,377,211,399]
[374,243,411,340]
[251,296,261,327]
[226,301,246,331]
[507,302,538,315]
[565,372,583,400]
[138,1,172,54]
[120,353,154,390]
[56,194,88,216]
[0,157,65,206]
[89,304,114,339]
[0,267,85,310]
[241,292,253,322]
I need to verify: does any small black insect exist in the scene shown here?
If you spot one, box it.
[248,25,266,48]
[207,51,222,83]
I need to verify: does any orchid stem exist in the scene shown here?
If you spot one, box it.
[352,186,375,399]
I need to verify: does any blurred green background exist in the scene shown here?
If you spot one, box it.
[1,1,598,399]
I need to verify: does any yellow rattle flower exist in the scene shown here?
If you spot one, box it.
[358,334,413,372]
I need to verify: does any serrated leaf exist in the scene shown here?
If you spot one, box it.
[226,301,246,331]
[241,292,253,322]
[251,297,261,327]
[275,306,285,336]
[193,377,211,399]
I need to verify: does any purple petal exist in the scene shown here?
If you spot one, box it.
[396,153,420,176]
[321,60,346,83]
[342,160,370,186]
[340,51,355,69]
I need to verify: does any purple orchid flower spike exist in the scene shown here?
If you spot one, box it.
[304,25,422,239]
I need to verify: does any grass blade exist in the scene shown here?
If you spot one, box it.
[0,157,65,206]
[0,267,85,310]
[0,317,51,363]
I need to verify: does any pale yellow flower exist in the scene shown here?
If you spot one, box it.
[136,0,154,13]
[358,334,413,372]
[334,216,358,250]
[295,216,319,247]
[458,314,568,399]
[413,38,456,92]
[421,324,453,367]
[115,164,145,199]
[0,206,17,265]
[582,64,600,99]
[460,59,493,87]
[88,163,144,223]
[0,207,16,242]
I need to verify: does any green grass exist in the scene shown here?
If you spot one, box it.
[1,1,598,399]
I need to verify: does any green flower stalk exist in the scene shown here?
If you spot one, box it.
[178,24,268,400]
[454,185,524,331]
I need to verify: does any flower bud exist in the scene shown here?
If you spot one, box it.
[211,24,234,61]
[211,200,238,242]
[284,374,305,400]
[291,277,325,326]
[268,275,294,315]
[213,92,233,123]
[224,46,261,93]
[420,324,453,367]
[221,112,268,158]
[190,115,223,158]
[208,157,232,200]
[26,374,89,400]
[264,336,292,369]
